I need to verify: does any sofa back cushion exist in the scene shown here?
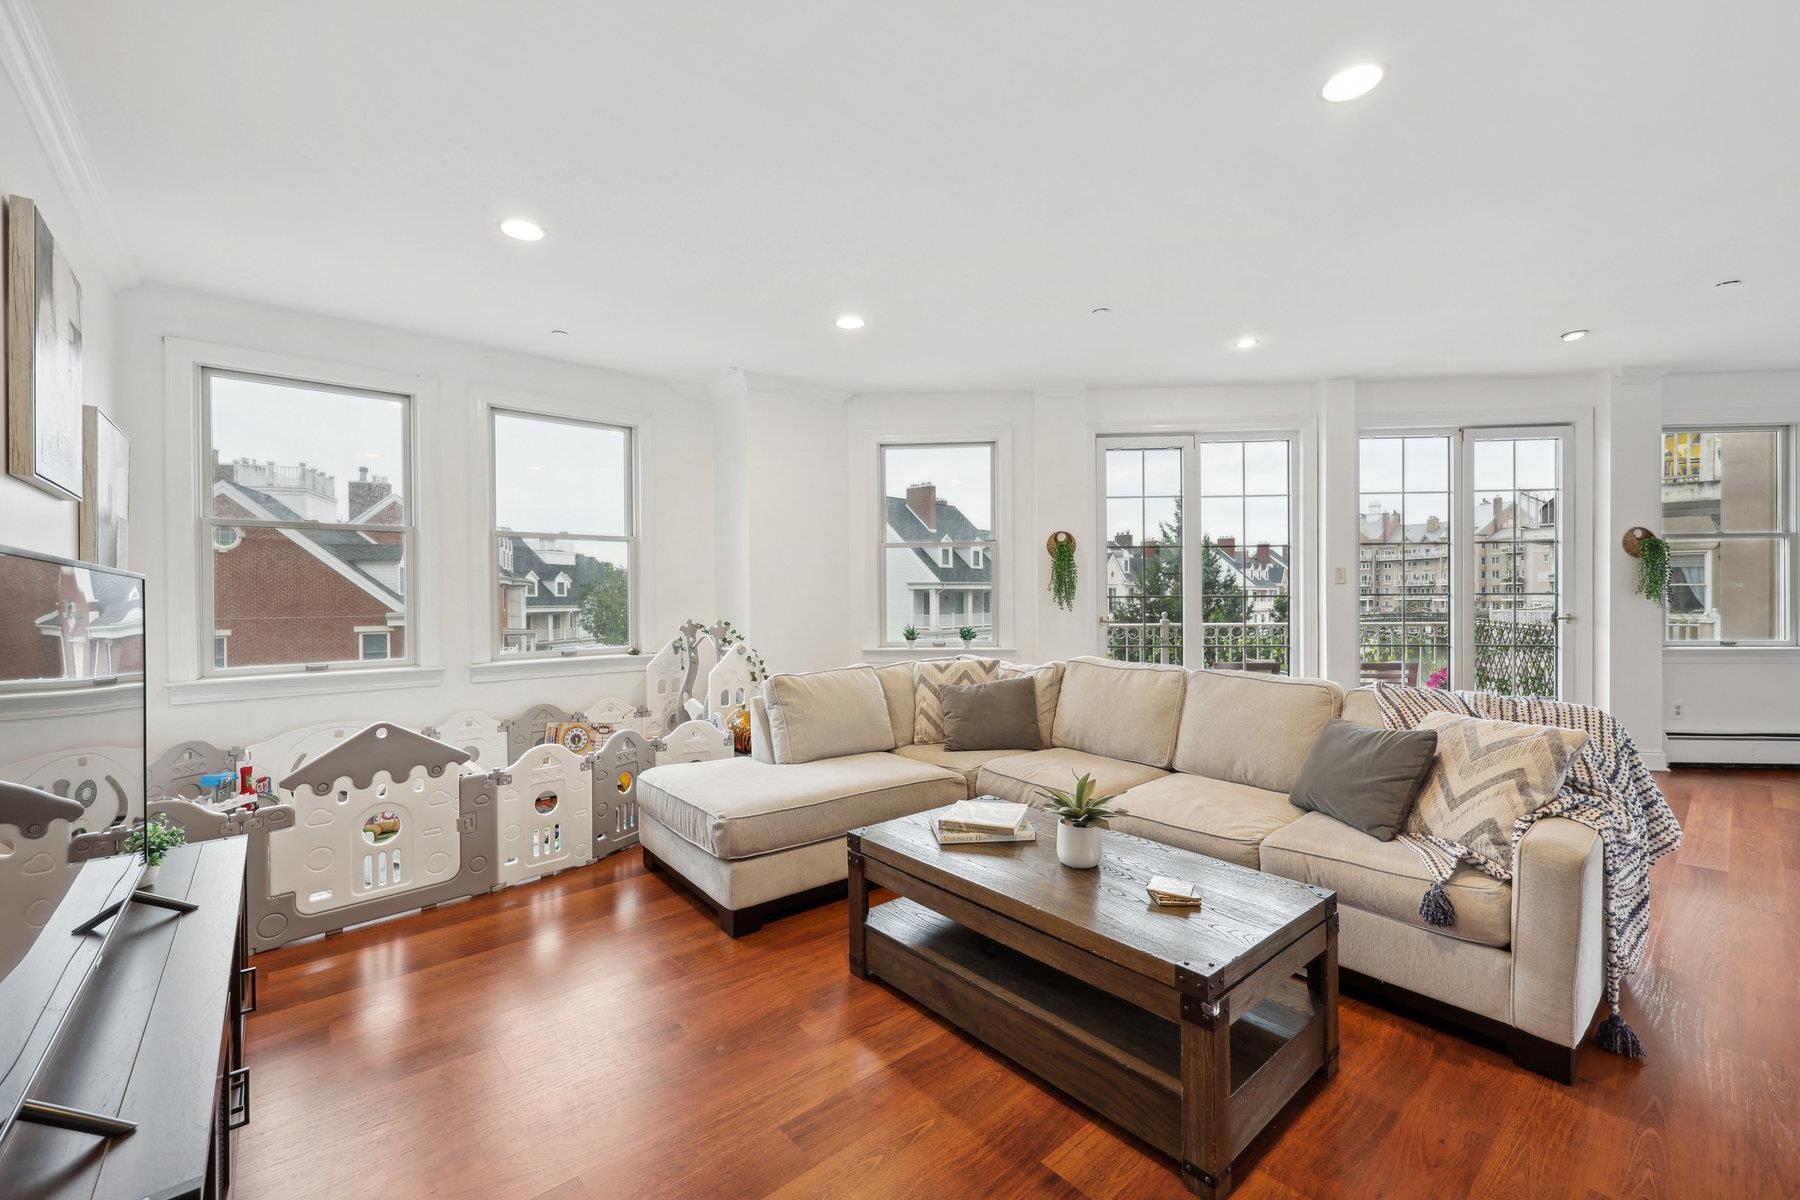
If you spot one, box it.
[762,667,895,764]
[1174,670,1344,793]
[913,658,999,744]
[852,662,917,746]
[1050,656,1188,768]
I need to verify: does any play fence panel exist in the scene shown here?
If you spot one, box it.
[146,740,239,802]
[426,709,510,771]
[494,742,594,887]
[591,729,653,858]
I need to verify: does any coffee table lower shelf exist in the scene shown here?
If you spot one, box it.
[863,897,1329,1197]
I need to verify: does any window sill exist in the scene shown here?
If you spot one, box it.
[468,654,650,684]
[1663,645,1800,666]
[860,646,1019,659]
[167,665,447,705]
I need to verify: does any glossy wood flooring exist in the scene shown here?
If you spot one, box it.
[238,767,1799,1200]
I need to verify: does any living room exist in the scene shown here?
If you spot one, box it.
[0,4,1794,1198]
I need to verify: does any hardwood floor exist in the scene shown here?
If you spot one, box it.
[237,768,1800,1200]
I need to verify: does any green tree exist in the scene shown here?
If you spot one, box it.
[576,564,630,646]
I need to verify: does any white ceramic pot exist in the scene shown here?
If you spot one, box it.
[138,863,160,888]
[1056,821,1103,869]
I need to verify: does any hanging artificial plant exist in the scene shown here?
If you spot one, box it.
[1625,528,1671,605]
[1047,532,1078,611]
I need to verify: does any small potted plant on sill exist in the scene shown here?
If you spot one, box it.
[958,625,977,649]
[125,814,187,888]
[902,624,919,645]
[1039,773,1124,869]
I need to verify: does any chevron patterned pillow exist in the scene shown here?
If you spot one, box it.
[1408,711,1589,873]
[913,658,998,744]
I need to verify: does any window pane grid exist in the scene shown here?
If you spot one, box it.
[881,443,997,645]
[493,410,636,657]
[202,368,412,673]
[1661,426,1792,645]
[1360,435,1452,689]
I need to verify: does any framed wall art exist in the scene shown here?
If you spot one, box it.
[81,404,129,567]
[6,193,85,501]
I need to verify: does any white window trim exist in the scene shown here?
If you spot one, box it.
[212,631,230,670]
[876,439,1002,649]
[487,404,640,661]
[356,627,393,660]
[1658,423,1796,649]
[162,340,433,693]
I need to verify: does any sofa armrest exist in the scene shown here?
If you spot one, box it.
[748,696,776,764]
[1510,816,1605,1047]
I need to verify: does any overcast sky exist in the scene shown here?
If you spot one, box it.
[884,444,992,528]
[210,376,628,533]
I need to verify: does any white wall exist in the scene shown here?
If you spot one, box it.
[0,64,118,561]
[1661,370,1800,760]
[113,284,716,750]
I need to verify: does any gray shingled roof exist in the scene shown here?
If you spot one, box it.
[885,496,993,584]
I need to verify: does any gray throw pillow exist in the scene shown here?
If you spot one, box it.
[940,678,1044,752]
[1288,719,1440,841]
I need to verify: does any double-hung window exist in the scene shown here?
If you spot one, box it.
[1662,427,1793,645]
[201,369,412,673]
[492,410,636,657]
[881,443,997,647]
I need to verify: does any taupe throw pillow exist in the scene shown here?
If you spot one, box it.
[1408,712,1588,871]
[913,658,998,744]
[1289,719,1439,841]
[940,678,1044,752]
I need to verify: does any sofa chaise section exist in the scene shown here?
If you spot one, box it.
[639,737,964,936]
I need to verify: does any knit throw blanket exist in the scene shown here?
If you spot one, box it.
[1372,683,1683,1059]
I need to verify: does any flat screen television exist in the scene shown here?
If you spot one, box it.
[0,544,147,1148]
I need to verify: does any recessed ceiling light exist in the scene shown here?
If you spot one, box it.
[551,329,569,336]
[1235,335,1261,350]
[1091,307,1112,315]
[1560,329,1589,342]
[1715,279,1741,288]
[1320,63,1385,103]
[835,314,866,330]
[500,218,545,241]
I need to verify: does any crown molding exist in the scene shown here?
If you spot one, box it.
[0,0,138,289]
[740,370,852,405]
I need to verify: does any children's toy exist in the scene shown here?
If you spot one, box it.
[502,702,586,764]
[146,740,240,803]
[546,719,609,755]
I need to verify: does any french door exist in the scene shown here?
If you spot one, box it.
[1097,434,1297,673]
[1357,426,1576,698]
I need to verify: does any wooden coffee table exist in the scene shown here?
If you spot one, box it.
[847,809,1337,1199]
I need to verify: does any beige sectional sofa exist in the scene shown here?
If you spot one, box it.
[637,655,1603,1081]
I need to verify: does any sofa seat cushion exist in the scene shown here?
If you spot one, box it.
[892,744,1023,794]
[638,753,964,860]
[974,748,1169,808]
[1259,812,1512,947]
[1106,773,1305,869]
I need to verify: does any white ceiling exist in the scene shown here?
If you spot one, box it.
[32,1,1800,393]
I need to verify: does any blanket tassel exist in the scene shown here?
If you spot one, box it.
[1419,881,1456,928]
[1595,1011,1645,1060]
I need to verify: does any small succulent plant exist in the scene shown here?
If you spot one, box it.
[1038,773,1124,828]
[902,624,919,642]
[958,626,977,644]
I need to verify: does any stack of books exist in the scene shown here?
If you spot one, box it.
[931,798,1037,845]
[1145,875,1203,908]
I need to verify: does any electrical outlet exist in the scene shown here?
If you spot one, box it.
[1671,703,1684,718]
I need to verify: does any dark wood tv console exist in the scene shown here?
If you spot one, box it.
[0,839,251,1199]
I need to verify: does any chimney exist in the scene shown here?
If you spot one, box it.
[1426,515,1441,534]
[1383,510,1402,542]
[1492,495,1505,526]
[1114,531,1134,548]
[350,469,393,517]
[905,482,937,530]
[1217,535,1236,558]
[1255,542,1272,565]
